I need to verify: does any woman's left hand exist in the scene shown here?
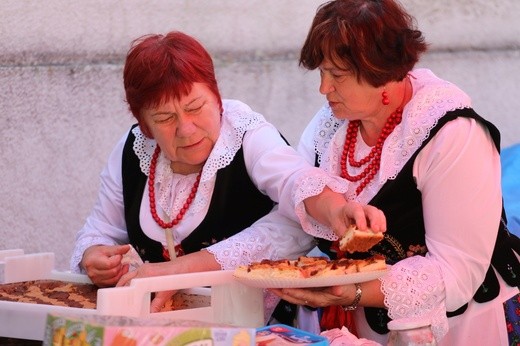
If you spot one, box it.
[116,261,175,287]
[115,250,222,312]
[116,250,221,287]
[116,261,180,313]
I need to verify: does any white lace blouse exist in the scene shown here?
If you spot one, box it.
[292,69,517,345]
[70,99,321,273]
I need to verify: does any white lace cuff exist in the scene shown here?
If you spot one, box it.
[206,232,278,270]
[206,235,286,324]
[293,168,348,241]
[381,256,449,341]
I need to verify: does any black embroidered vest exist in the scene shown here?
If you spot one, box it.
[121,125,275,263]
[316,108,520,334]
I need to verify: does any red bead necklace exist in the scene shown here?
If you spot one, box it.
[148,146,201,230]
[340,83,408,195]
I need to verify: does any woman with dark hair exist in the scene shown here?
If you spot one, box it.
[70,31,385,319]
[271,0,520,344]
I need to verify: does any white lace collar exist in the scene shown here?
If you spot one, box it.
[315,68,472,204]
[131,99,268,217]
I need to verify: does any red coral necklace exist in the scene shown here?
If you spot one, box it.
[340,81,408,195]
[148,145,201,259]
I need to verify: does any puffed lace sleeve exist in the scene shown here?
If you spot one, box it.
[292,107,348,240]
[381,256,448,341]
[69,131,131,273]
[381,117,501,341]
[216,100,348,243]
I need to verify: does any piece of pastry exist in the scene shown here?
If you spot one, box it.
[339,224,384,253]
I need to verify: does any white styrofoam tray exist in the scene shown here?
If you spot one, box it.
[0,249,264,341]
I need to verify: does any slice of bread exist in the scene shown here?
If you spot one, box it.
[339,224,384,253]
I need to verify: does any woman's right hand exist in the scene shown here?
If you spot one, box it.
[333,201,387,237]
[81,244,130,287]
[303,187,386,238]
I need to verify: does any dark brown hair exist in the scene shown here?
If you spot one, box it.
[123,31,222,137]
[300,0,428,87]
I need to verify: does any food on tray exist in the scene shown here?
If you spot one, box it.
[0,280,98,308]
[0,279,210,311]
[339,224,385,253]
[235,255,386,280]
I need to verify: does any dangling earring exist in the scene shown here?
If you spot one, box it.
[382,90,390,105]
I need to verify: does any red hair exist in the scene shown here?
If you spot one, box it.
[300,0,428,87]
[123,31,222,137]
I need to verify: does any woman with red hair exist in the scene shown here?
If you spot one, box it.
[70,31,385,320]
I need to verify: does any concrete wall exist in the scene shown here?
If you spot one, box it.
[1,0,519,271]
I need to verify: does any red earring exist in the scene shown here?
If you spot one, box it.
[382,90,390,105]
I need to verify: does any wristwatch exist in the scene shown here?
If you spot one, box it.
[343,283,362,311]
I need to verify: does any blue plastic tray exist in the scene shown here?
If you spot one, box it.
[256,324,328,345]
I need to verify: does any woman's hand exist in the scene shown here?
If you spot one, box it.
[116,261,181,313]
[150,290,177,313]
[331,200,386,237]
[116,250,221,287]
[116,250,222,312]
[269,285,357,308]
[270,279,385,309]
[116,261,175,287]
[304,187,386,237]
[81,244,130,287]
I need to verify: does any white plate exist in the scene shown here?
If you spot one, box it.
[233,269,387,288]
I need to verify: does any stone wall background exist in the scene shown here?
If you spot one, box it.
[1,0,519,270]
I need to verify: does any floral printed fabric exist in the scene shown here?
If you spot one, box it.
[505,293,520,345]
